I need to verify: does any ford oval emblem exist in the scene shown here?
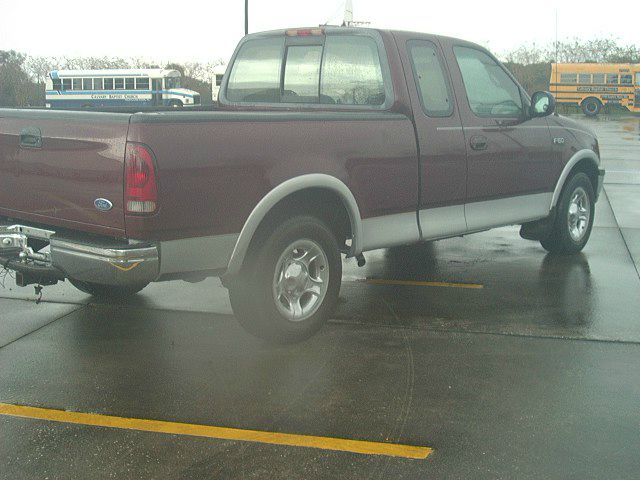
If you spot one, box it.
[94,198,113,212]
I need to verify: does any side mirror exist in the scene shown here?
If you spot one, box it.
[530,91,556,118]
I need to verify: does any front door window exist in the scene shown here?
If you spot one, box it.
[454,46,523,118]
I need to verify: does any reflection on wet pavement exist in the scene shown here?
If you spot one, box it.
[580,114,640,184]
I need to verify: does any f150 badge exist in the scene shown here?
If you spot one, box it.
[94,198,113,212]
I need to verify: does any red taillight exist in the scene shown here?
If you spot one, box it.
[125,143,158,215]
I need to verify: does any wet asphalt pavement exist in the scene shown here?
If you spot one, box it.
[1,115,639,479]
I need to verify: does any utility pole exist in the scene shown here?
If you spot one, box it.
[245,0,249,35]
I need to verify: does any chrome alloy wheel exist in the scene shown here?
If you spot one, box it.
[567,186,591,242]
[272,239,329,322]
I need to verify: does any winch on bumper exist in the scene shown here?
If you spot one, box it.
[0,225,159,288]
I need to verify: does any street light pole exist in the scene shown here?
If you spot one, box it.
[245,0,248,35]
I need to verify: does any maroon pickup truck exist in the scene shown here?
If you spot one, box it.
[0,27,605,342]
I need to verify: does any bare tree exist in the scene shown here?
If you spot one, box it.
[503,37,640,65]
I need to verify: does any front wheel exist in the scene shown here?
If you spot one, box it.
[541,172,595,255]
[228,216,342,343]
[69,279,148,298]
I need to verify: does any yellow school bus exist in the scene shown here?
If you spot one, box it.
[550,63,640,116]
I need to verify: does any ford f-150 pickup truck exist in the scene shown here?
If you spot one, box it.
[0,27,605,342]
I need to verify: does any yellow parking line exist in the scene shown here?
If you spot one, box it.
[365,279,483,289]
[0,402,432,460]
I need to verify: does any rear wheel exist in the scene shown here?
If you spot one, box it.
[69,279,148,298]
[228,215,342,343]
[540,172,595,255]
[581,98,601,117]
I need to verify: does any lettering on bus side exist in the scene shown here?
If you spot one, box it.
[90,94,144,101]
[577,86,619,93]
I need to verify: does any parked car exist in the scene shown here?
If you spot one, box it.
[0,27,604,342]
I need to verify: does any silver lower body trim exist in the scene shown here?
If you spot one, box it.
[464,192,552,232]
[158,233,239,275]
[358,193,554,253]
[361,212,420,251]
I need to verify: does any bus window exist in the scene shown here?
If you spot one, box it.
[578,74,591,84]
[82,78,93,90]
[72,78,82,90]
[593,73,604,84]
[93,78,103,90]
[52,79,62,91]
[62,79,71,90]
[607,74,619,84]
[636,73,640,86]
[560,73,577,83]
[620,74,633,85]
[125,78,135,89]
[136,78,149,90]
[114,78,124,90]
[216,74,223,86]
[165,77,181,89]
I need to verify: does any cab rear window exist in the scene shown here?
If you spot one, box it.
[225,34,386,106]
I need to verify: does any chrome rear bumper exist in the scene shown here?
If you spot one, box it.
[0,225,159,287]
[50,239,159,287]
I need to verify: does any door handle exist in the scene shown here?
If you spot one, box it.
[19,127,42,149]
[470,135,488,151]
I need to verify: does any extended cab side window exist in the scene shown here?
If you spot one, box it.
[320,35,385,105]
[453,46,523,117]
[226,37,284,103]
[408,40,453,117]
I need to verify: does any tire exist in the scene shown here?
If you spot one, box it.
[581,98,601,117]
[228,215,342,343]
[540,172,595,255]
[168,100,183,108]
[69,279,148,298]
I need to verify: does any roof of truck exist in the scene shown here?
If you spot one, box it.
[242,26,475,49]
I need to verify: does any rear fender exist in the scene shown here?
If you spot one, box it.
[225,174,363,276]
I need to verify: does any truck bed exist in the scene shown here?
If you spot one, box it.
[0,108,418,242]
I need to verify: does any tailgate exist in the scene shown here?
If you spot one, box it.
[0,109,131,237]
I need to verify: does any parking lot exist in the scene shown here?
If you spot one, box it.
[1,115,639,479]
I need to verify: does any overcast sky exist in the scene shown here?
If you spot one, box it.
[1,0,638,63]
